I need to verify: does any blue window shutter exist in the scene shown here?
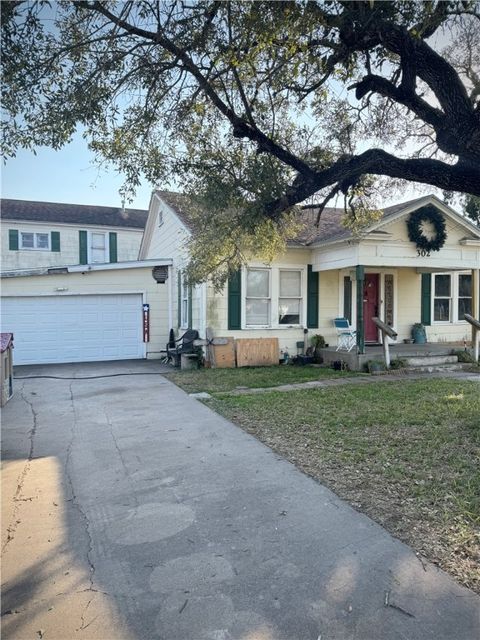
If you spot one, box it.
[307,265,319,328]
[228,270,242,330]
[9,229,19,250]
[79,230,88,264]
[421,273,431,325]
[51,231,61,252]
[109,232,117,263]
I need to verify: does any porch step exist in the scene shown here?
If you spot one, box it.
[404,363,471,374]
[403,355,458,368]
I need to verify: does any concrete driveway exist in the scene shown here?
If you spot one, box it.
[1,361,479,640]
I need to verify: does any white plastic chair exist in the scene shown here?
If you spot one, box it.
[334,317,357,352]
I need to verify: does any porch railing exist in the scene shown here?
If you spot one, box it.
[372,317,398,368]
[464,314,480,362]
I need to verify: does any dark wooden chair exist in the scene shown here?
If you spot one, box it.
[166,329,199,366]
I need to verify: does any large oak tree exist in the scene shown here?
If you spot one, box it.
[2,0,479,279]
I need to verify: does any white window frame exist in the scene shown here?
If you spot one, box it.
[180,275,190,329]
[158,208,164,226]
[245,267,272,328]
[243,264,306,329]
[432,272,471,324]
[278,268,303,326]
[20,231,50,251]
[88,231,110,264]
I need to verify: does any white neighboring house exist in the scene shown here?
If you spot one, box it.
[1,198,148,271]
[1,198,172,365]
[140,191,480,359]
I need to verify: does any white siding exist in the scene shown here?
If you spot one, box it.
[141,194,205,337]
[1,221,144,271]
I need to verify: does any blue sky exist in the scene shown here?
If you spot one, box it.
[1,129,155,210]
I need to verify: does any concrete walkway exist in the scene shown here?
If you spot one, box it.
[2,362,479,640]
[203,369,479,397]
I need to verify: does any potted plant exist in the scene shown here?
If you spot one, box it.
[310,334,326,363]
[411,323,427,344]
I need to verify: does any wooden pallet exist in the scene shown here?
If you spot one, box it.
[236,338,279,367]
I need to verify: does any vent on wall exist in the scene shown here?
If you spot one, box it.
[152,266,168,283]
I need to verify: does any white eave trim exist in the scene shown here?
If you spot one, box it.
[1,259,172,278]
[459,238,480,246]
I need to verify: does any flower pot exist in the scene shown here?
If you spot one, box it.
[412,325,427,344]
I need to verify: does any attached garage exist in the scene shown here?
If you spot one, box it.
[0,261,171,365]
[1,294,145,365]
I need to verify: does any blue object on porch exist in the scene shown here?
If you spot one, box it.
[333,317,357,352]
[411,323,427,344]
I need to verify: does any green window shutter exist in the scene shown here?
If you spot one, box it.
[79,230,88,265]
[421,273,432,326]
[228,270,242,330]
[307,265,319,328]
[51,231,61,252]
[8,229,19,250]
[109,232,117,263]
[177,270,182,329]
[188,285,193,329]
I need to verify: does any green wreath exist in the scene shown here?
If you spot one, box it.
[407,206,447,252]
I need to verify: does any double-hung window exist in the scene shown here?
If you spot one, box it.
[20,232,50,250]
[458,274,472,319]
[246,268,271,326]
[279,270,302,324]
[179,271,191,329]
[245,266,304,327]
[91,232,107,263]
[433,274,451,322]
[433,272,472,323]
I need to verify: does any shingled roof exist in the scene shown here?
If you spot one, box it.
[1,199,148,229]
[155,190,436,246]
[298,195,431,246]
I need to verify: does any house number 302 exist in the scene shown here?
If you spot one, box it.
[417,249,431,257]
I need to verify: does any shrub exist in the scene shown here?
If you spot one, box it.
[389,358,407,370]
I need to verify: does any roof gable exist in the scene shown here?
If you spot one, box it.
[0,199,148,229]
[303,195,480,246]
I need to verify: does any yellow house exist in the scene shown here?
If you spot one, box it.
[2,191,478,367]
[140,192,480,366]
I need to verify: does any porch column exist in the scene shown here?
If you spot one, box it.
[356,265,365,354]
[472,268,479,361]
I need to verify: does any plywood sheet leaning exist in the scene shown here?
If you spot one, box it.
[236,338,279,367]
[211,338,236,368]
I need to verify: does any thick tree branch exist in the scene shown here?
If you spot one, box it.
[264,149,480,221]
[350,74,444,129]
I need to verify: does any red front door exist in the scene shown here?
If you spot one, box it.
[363,274,379,343]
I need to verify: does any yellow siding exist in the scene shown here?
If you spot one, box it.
[1,268,170,359]
[396,268,421,337]
[318,270,340,345]
[206,248,316,356]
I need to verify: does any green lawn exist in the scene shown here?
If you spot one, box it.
[201,378,480,593]
[164,364,359,393]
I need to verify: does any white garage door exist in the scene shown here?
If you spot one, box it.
[1,294,145,365]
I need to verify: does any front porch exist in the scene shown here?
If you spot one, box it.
[320,341,472,371]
